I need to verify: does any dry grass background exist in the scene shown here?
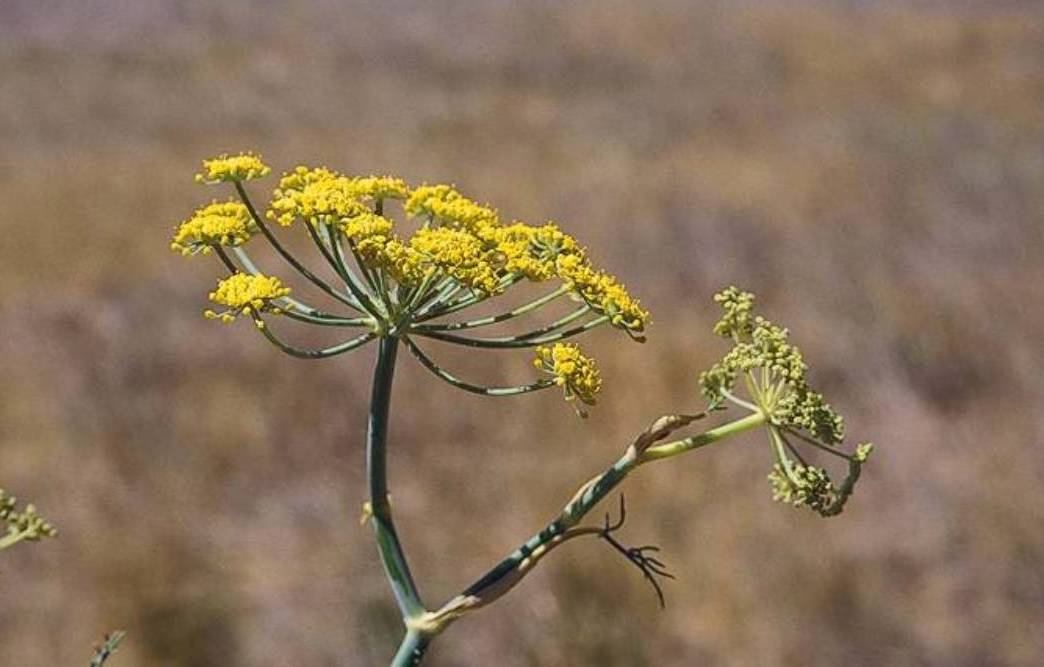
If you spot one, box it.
[1,1,1043,665]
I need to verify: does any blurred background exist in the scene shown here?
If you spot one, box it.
[1,1,1042,665]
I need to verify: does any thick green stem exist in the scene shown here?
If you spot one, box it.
[443,410,768,615]
[643,410,766,460]
[390,630,431,667]
[367,337,426,623]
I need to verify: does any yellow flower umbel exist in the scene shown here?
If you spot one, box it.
[195,152,271,184]
[534,343,601,416]
[204,273,291,324]
[174,151,649,413]
[171,201,255,255]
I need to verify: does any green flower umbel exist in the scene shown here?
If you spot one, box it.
[699,287,873,516]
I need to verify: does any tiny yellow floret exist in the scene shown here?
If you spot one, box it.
[204,273,291,323]
[171,201,255,255]
[195,152,271,184]
[534,343,602,414]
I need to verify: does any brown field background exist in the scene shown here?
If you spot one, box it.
[2,1,1043,665]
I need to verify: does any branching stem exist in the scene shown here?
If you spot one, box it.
[419,410,768,632]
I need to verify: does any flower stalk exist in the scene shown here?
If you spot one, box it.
[366,337,425,621]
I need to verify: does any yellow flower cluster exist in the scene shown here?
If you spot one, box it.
[268,168,410,228]
[204,273,291,323]
[350,176,410,201]
[410,227,502,294]
[350,212,584,297]
[490,222,581,282]
[171,201,255,255]
[273,165,339,193]
[355,235,429,286]
[405,184,498,234]
[555,254,648,335]
[195,152,271,184]
[534,343,602,410]
[339,212,394,240]
[268,169,644,323]
[268,167,370,228]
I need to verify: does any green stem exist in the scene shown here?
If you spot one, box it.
[402,336,555,396]
[367,337,426,622]
[215,247,367,326]
[410,279,464,319]
[390,630,431,667]
[233,182,364,313]
[513,305,590,340]
[412,315,609,349]
[281,309,371,328]
[315,222,385,317]
[254,322,376,359]
[324,224,370,293]
[0,529,29,552]
[402,272,440,314]
[414,274,522,320]
[445,410,767,613]
[782,426,854,461]
[89,631,126,667]
[414,286,568,330]
[642,411,766,460]
[347,237,382,296]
